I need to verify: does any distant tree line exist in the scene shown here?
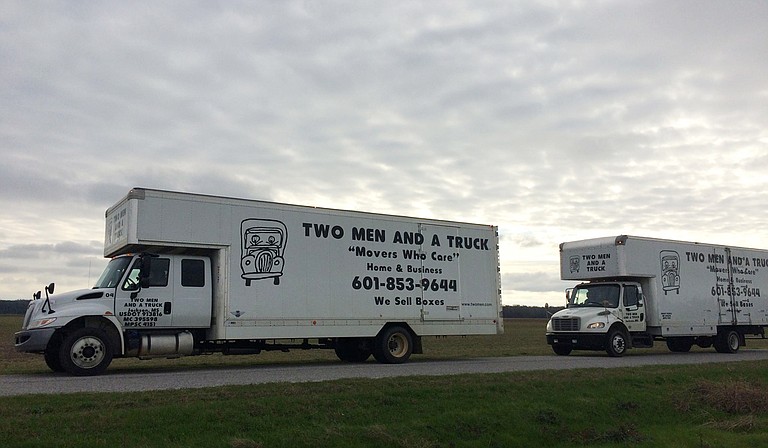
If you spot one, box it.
[0,300,30,315]
[502,305,564,319]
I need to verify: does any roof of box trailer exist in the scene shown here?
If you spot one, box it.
[559,235,626,251]
[560,234,768,254]
[108,187,498,230]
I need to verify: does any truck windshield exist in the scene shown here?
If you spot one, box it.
[570,284,620,308]
[93,256,132,289]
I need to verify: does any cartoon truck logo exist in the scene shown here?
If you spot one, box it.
[240,219,287,286]
[660,250,680,295]
[569,256,580,274]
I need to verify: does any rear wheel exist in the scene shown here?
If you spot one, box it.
[372,326,413,364]
[714,329,740,353]
[59,327,114,376]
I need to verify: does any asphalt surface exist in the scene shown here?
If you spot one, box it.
[2,350,768,397]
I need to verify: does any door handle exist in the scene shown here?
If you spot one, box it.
[164,302,172,314]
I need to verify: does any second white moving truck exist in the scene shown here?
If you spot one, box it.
[547,235,768,356]
[15,188,502,375]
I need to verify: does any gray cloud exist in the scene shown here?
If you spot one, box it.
[502,271,565,293]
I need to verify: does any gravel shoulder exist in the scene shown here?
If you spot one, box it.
[3,350,768,397]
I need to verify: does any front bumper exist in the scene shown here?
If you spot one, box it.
[547,332,606,351]
[14,328,57,353]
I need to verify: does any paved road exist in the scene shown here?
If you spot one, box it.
[2,350,768,397]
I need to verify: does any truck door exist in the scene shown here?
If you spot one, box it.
[170,257,213,328]
[419,224,462,321]
[620,284,646,333]
[115,256,174,329]
[717,247,751,326]
[714,247,749,325]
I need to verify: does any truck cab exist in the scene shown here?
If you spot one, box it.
[15,253,213,375]
[101,253,212,329]
[546,280,646,356]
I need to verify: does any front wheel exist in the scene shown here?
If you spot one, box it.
[44,347,65,372]
[44,333,65,373]
[606,329,628,357]
[552,344,572,356]
[59,327,114,376]
[372,326,413,364]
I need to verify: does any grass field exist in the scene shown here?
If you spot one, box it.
[2,315,768,447]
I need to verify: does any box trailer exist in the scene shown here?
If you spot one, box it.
[546,235,768,356]
[15,188,502,375]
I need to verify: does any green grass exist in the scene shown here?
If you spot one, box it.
[1,362,767,447]
[3,315,768,447]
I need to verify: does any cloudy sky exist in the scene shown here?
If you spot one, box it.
[2,1,767,306]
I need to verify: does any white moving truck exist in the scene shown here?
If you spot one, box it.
[15,188,502,375]
[546,235,768,357]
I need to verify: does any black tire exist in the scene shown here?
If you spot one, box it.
[714,329,740,353]
[59,327,114,376]
[372,326,413,364]
[43,333,65,373]
[666,338,693,353]
[334,338,372,362]
[44,347,65,372]
[606,329,628,357]
[552,344,572,356]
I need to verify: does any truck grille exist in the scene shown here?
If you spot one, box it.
[552,317,580,332]
[255,251,274,272]
[22,303,34,330]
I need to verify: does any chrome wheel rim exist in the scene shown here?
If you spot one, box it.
[70,336,105,369]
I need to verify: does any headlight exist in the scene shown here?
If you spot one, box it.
[32,317,57,328]
[587,322,605,329]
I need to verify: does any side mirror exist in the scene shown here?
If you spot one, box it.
[46,283,55,295]
[565,288,574,306]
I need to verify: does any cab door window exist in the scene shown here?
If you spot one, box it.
[122,258,170,290]
[181,259,205,287]
[623,285,639,308]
